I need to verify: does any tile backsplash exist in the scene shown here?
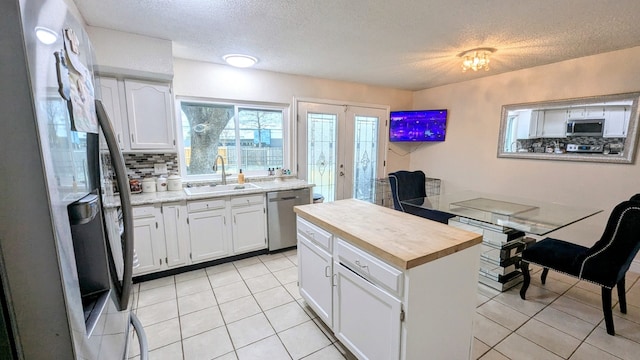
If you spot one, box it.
[101,153,179,181]
[518,136,625,152]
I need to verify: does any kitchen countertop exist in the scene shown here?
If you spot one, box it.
[103,178,314,208]
[294,198,482,270]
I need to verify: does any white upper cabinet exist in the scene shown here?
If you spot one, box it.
[515,110,542,139]
[97,77,125,150]
[124,79,176,151]
[604,106,630,138]
[568,106,606,119]
[541,109,567,138]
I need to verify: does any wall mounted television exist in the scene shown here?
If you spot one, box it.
[389,109,448,142]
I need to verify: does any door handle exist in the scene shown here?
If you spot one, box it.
[339,171,344,176]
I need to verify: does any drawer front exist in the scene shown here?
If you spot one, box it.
[296,217,332,251]
[336,238,403,296]
[230,194,264,207]
[187,199,226,212]
[132,205,155,218]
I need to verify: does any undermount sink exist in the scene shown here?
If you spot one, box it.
[183,183,261,196]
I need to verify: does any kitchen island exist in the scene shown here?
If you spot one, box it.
[294,199,482,360]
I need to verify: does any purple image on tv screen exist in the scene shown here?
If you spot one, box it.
[389,109,447,142]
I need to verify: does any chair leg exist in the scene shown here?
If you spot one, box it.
[617,277,627,314]
[602,287,615,336]
[541,268,549,285]
[520,262,530,300]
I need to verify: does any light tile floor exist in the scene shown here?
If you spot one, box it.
[128,250,640,359]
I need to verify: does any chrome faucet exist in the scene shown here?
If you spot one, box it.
[212,154,227,185]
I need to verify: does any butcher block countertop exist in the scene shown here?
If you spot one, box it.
[294,199,482,270]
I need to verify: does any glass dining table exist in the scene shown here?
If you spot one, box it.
[401,190,602,236]
[401,191,603,291]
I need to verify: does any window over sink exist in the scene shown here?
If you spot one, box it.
[177,98,290,180]
[497,92,640,164]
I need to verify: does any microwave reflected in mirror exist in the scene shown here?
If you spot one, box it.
[498,92,640,164]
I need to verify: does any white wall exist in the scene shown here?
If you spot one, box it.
[172,58,414,171]
[412,46,640,249]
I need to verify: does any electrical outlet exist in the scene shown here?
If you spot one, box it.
[154,163,168,174]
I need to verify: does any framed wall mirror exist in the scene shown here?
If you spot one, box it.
[497,92,640,164]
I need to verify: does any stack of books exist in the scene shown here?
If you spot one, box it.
[448,217,536,291]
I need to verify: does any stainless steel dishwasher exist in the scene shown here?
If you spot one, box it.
[267,188,311,251]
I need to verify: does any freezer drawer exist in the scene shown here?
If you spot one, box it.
[267,188,311,251]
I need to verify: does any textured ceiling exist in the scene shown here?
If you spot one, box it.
[73,0,640,90]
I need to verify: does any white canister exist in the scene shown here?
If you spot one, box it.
[156,176,167,192]
[167,174,182,191]
[141,178,156,193]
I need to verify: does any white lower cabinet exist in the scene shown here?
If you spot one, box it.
[186,194,266,265]
[187,199,230,263]
[132,205,164,275]
[298,236,333,326]
[333,262,402,360]
[161,202,189,268]
[231,194,267,253]
[132,203,190,276]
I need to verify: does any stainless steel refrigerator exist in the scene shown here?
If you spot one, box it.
[0,0,146,358]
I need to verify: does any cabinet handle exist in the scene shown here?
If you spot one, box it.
[305,230,315,238]
[355,260,368,270]
[332,274,337,287]
[165,257,168,264]
[117,134,121,143]
[234,215,236,224]
[177,208,179,219]
[324,265,331,277]
[159,258,163,265]
[131,134,135,142]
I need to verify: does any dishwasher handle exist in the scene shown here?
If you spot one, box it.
[269,195,298,202]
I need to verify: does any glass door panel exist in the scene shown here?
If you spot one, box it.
[307,112,338,202]
[352,115,379,203]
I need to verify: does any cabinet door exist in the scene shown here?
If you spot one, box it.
[298,236,333,327]
[188,209,229,263]
[516,110,543,139]
[98,77,125,150]
[231,204,267,254]
[333,263,402,360]
[541,109,567,137]
[604,107,629,137]
[161,203,190,268]
[124,80,175,150]
[132,216,164,275]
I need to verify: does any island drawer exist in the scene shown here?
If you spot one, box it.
[336,238,403,296]
[187,199,226,212]
[297,217,332,251]
[230,194,264,207]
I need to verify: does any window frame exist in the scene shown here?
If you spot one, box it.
[175,97,292,182]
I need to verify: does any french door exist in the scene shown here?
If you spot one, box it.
[297,101,388,202]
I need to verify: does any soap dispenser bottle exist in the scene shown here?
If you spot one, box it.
[238,169,245,184]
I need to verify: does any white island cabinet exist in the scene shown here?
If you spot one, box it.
[295,199,482,360]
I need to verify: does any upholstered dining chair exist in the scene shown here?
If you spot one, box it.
[519,199,640,335]
[388,170,454,224]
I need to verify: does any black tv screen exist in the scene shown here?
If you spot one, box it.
[389,109,447,142]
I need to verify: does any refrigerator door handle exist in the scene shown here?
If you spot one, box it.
[96,100,134,311]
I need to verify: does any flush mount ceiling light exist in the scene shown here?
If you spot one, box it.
[223,54,258,68]
[458,47,496,72]
[35,26,58,45]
